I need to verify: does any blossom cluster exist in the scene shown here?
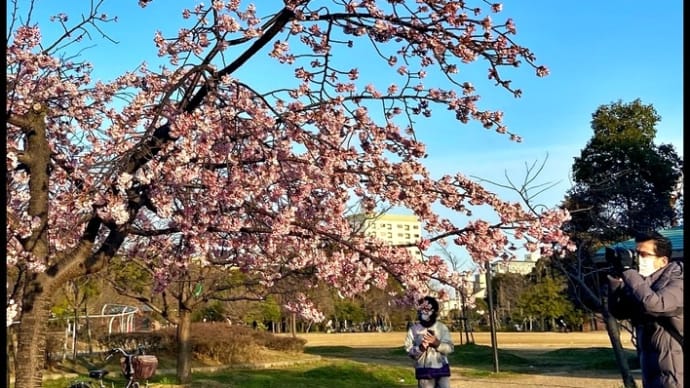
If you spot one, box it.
[5,1,566,322]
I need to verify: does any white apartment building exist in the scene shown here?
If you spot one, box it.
[454,251,541,303]
[359,213,423,261]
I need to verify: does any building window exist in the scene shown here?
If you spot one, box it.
[404,225,410,230]
[387,232,392,239]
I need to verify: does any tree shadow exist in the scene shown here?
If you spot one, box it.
[305,343,639,381]
[188,363,416,387]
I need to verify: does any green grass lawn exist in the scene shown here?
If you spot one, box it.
[36,343,638,388]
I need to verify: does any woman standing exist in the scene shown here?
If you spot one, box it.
[404,296,455,388]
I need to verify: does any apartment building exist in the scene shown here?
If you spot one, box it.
[468,251,540,300]
[359,213,423,261]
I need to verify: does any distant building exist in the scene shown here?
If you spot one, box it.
[493,251,540,276]
[470,252,541,299]
[439,271,476,317]
[357,213,423,261]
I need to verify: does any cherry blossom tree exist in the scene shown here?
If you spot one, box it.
[6,1,572,386]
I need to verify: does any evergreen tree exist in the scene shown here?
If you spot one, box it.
[566,99,683,243]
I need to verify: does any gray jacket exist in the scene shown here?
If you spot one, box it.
[404,321,454,370]
[609,260,684,388]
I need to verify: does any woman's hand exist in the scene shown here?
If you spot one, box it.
[422,332,440,349]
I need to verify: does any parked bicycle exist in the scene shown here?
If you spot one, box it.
[69,346,158,388]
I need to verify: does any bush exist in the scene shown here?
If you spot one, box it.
[251,330,306,352]
[97,332,163,353]
[154,322,306,364]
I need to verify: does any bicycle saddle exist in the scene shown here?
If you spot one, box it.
[89,369,109,379]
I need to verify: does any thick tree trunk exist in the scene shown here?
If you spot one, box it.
[603,308,637,388]
[14,286,52,388]
[291,313,296,337]
[13,233,105,388]
[176,308,193,385]
[7,326,13,388]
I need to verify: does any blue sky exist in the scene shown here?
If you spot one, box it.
[12,1,683,270]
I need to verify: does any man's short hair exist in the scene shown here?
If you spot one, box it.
[635,231,672,259]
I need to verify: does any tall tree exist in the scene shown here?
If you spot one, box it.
[560,99,683,388]
[105,255,268,384]
[515,276,570,331]
[6,2,571,386]
[567,99,683,242]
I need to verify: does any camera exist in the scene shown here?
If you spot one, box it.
[604,247,639,272]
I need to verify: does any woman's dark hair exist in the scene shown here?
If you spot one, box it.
[419,296,439,312]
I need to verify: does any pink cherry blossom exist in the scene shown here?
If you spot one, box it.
[7,3,565,385]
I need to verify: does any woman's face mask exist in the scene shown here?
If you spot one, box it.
[419,312,432,321]
[637,257,658,277]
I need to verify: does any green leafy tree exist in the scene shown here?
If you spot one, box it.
[490,272,529,329]
[192,301,228,322]
[334,299,366,330]
[242,295,283,330]
[106,256,269,384]
[567,99,683,242]
[515,276,571,331]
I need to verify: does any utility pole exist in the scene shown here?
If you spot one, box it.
[485,260,499,373]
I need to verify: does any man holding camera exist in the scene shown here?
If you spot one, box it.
[606,231,683,388]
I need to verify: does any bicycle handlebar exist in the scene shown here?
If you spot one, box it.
[105,347,130,360]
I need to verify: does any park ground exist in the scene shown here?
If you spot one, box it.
[287,330,642,388]
[34,330,642,387]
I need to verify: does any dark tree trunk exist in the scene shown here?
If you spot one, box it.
[603,307,637,388]
[14,283,52,388]
[85,301,93,354]
[291,313,296,337]
[7,326,13,388]
[176,308,193,385]
[459,292,471,344]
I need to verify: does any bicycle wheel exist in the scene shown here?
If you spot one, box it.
[69,382,92,388]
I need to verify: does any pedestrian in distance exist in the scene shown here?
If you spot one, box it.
[404,296,454,388]
[606,231,683,388]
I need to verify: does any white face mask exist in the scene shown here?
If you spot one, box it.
[420,312,432,321]
[638,257,657,277]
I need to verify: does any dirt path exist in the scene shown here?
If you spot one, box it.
[293,331,641,388]
[292,331,636,349]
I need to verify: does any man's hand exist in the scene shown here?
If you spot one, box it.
[605,247,636,275]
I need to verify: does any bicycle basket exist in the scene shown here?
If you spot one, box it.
[120,355,158,380]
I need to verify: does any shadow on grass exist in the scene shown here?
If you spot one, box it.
[306,343,639,379]
[41,358,417,388]
[180,361,417,388]
[38,344,640,387]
